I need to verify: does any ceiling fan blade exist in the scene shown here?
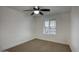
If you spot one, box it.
[40,9,50,11]
[31,12,34,15]
[39,12,43,15]
[24,9,33,11]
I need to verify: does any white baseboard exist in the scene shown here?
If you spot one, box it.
[1,38,33,52]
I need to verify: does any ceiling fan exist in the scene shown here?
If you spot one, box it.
[24,6,50,15]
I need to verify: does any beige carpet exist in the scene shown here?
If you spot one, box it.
[6,39,71,52]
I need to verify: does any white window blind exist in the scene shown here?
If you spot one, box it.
[43,19,56,35]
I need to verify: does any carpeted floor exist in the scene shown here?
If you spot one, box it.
[6,39,71,52]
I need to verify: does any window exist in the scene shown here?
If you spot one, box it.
[43,19,56,35]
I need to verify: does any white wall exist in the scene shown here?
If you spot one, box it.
[70,7,79,52]
[33,12,70,44]
[0,7,33,51]
[56,12,70,44]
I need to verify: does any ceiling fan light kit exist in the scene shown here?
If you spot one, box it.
[34,10,39,14]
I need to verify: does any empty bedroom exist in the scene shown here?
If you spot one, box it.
[0,6,79,52]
